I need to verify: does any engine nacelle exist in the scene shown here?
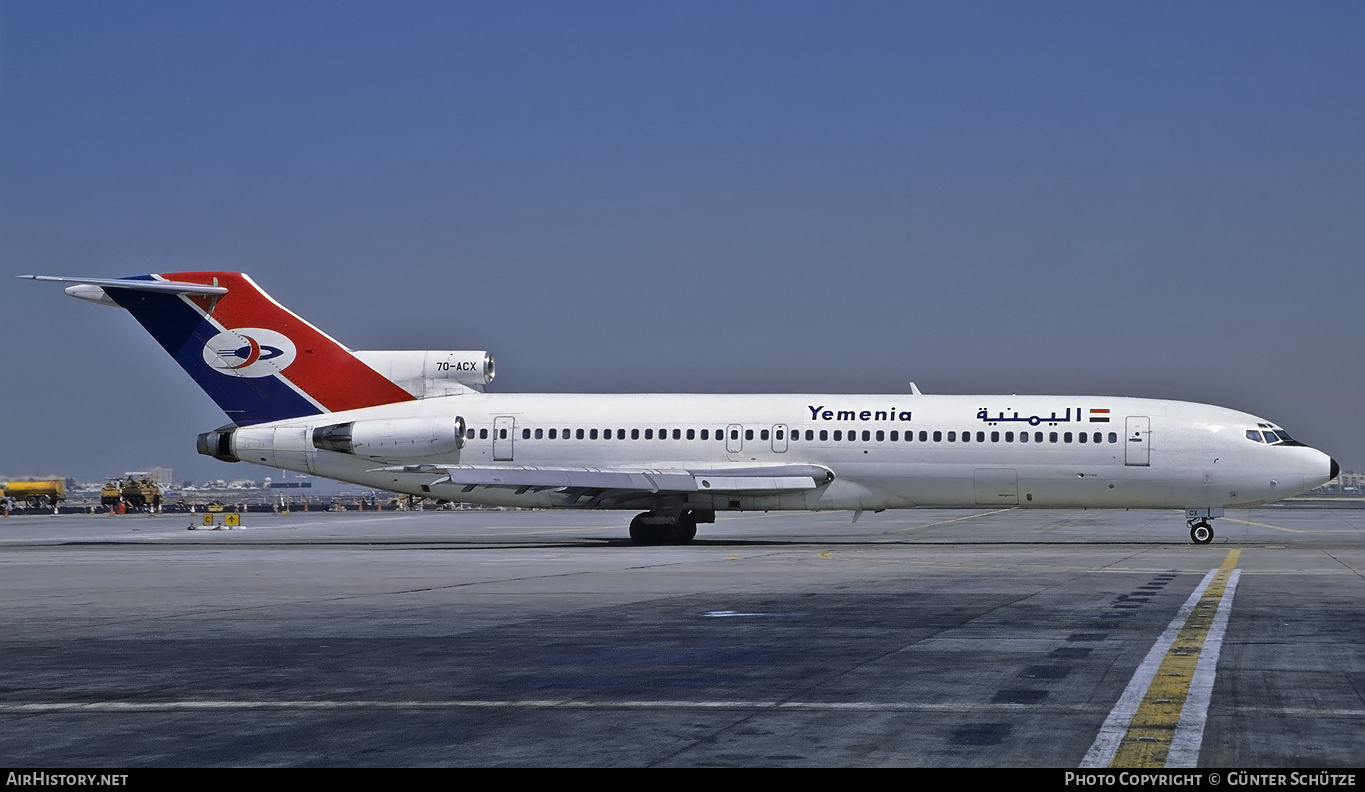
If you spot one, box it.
[197,427,239,463]
[354,350,494,397]
[312,416,466,460]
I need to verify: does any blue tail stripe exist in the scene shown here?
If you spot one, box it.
[108,288,322,425]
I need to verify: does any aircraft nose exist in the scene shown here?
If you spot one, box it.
[1330,457,1340,482]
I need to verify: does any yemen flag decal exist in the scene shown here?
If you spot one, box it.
[1089,408,1111,423]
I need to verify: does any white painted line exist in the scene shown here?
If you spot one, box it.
[0,699,1092,713]
[1079,569,1216,768]
[5,699,1356,716]
[1166,568,1240,767]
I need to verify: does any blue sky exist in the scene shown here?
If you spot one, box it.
[2,2,1363,481]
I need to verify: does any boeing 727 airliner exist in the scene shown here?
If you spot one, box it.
[24,272,1338,544]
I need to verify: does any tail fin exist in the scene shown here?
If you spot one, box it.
[31,272,414,425]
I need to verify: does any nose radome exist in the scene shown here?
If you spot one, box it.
[1330,457,1340,482]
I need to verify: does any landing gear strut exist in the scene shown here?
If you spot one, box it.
[628,509,710,545]
[1189,520,1213,544]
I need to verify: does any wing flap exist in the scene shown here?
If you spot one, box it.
[375,463,833,494]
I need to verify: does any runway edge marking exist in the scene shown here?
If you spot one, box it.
[1080,550,1241,769]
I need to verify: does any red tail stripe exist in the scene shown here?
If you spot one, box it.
[164,272,414,413]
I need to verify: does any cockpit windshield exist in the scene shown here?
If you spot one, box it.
[1246,424,1305,447]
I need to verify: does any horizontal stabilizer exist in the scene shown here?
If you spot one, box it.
[19,275,229,299]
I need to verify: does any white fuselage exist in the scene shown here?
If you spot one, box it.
[229,393,1335,513]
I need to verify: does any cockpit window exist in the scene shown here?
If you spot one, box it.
[1247,426,1307,447]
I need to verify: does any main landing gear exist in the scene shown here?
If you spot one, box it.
[628,509,713,545]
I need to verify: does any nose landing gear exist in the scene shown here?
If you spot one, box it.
[1184,507,1223,545]
[1189,519,1214,544]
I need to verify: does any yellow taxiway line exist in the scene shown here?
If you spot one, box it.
[1082,550,1242,768]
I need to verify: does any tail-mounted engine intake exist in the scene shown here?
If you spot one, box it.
[312,415,466,460]
[196,427,239,463]
[353,351,494,398]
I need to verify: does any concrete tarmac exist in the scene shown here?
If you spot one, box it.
[1,506,1361,767]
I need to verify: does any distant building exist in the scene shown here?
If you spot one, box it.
[1311,469,1361,493]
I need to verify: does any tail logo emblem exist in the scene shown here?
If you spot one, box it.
[202,328,297,378]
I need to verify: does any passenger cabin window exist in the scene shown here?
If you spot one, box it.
[480,428,488,440]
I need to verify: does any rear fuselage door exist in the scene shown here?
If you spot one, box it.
[1125,416,1150,466]
[494,416,515,461]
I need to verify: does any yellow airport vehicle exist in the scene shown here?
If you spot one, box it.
[100,477,163,511]
[4,479,66,509]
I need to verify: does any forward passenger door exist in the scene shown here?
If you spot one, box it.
[1125,416,1150,466]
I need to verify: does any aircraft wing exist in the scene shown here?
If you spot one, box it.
[375,463,834,506]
